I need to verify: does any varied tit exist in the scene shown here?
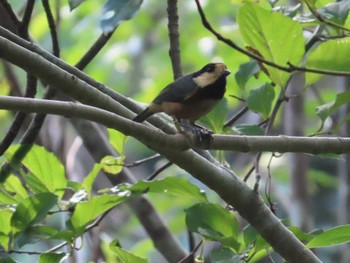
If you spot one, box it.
[133,63,231,133]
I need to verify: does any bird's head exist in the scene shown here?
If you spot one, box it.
[192,63,231,88]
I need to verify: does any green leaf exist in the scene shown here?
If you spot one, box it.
[11,193,57,232]
[50,230,76,242]
[316,90,350,129]
[100,0,144,33]
[0,190,18,206]
[238,3,305,87]
[108,128,127,157]
[307,225,350,248]
[101,156,123,175]
[0,208,13,251]
[39,253,67,263]
[68,0,87,10]
[210,246,237,262]
[233,124,264,135]
[235,61,260,89]
[316,0,350,24]
[70,192,137,235]
[201,98,228,134]
[127,177,207,202]
[1,174,28,204]
[185,203,240,250]
[242,224,270,253]
[6,145,67,199]
[247,83,275,119]
[109,239,147,263]
[0,257,16,263]
[308,169,337,188]
[306,37,350,85]
[289,226,317,243]
[82,163,102,196]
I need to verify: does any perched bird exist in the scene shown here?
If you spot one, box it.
[133,63,230,133]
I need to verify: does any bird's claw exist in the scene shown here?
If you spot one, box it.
[191,126,213,144]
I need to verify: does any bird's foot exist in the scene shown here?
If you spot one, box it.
[175,119,214,144]
[191,126,213,144]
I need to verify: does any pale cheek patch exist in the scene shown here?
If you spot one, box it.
[193,64,227,88]
[193,72,218,88]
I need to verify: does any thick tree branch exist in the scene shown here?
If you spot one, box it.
[0,39,323,261]
[0,96,349,155]
[0,26,176,134]
[0,26,188,260]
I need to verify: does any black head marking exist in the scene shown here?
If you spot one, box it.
[203,63,216,73]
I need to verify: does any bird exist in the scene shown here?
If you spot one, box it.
[133,63,230,134]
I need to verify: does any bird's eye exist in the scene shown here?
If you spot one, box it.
[206,64,215,72]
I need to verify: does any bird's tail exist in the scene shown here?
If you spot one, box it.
[133,107,154,123]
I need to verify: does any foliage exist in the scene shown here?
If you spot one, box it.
[1,0,350,262]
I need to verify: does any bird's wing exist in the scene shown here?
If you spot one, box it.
[153,74,199,104]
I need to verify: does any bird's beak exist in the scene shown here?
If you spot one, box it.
[223,68,231,77]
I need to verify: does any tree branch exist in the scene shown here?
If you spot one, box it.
[0,96,349,155]
[0,37,323,261]
[167,0,182,79]
[42,0,60,57]
[194,0,350,77]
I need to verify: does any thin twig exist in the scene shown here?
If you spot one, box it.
[123,153,161,167]
[305,25,324,52]
[194,0,350,77]
[147,161,173,181]
[178,240,203,263]
[0,77,37,156]
[223,106,249,128]
[42,0,60,57]
[0,1,20,28]
[75,29,116,70]
[167,0,182,79]
[304,0,350,33]
[18,0,35,39]
[243,165,255,182]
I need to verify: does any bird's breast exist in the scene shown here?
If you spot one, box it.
[161,99,220,122]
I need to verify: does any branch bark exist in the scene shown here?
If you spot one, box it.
[0,96,350,155]
[0,31,324,262]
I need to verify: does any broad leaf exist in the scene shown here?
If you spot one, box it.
[82,163,102,196]
[0,208,13,251]
[11,193,57,232]
[238,3,305,87]
[100,0,144,33]
[101,156,123,174]
[306,37,350,85]
[289,226,318,243]
[185,203,240,250]
[70,192,137,235]
[315,0,350,24]
[316,90,350,130]
[233,124,264,135]
[201,98,228,134]
[68,0,87,10]
[109,239,147,263]
[1,174,28,204]
[6,145,66,199]
[235,60,261,90]
[247,83,275,119]
[108,128,127,157]
[307,225,350,248]
[39,253,67,263]
[127,177,208,202]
